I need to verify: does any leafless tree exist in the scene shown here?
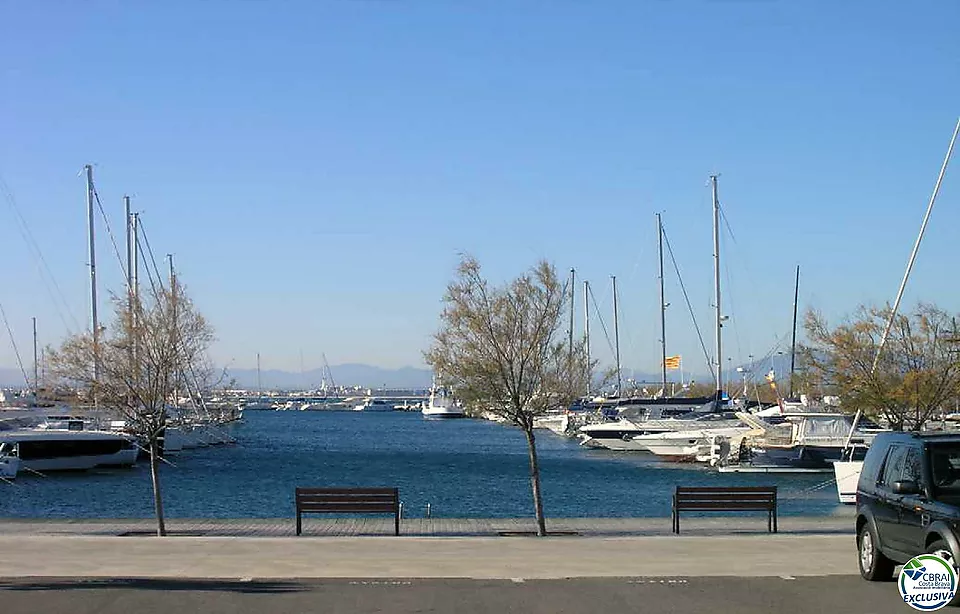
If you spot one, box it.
[425,256,592,536]
[48,280,216,536]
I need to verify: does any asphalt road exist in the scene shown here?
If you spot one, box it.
[0,576,909,614]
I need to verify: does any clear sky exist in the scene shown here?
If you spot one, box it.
[1,1,959,382]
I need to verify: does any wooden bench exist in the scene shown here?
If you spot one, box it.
[295,487,400,536]
[672,486,777,534]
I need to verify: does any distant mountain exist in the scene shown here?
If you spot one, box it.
[226,364,434,390]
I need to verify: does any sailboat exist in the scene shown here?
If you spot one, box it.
[833,118,959,503]
[243,353,274,410]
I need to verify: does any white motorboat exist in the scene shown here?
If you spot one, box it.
[422,386,464,419]
[0,428,138,472]
[353,398,395,412]
[626,425,753,461]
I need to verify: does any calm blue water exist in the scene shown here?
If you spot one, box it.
[0,411,847,518]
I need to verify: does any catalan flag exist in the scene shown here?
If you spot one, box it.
[663,355,681,370]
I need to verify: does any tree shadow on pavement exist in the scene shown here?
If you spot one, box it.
[0,578,309,593]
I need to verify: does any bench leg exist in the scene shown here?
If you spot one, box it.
[395,511,400,536]
[296,512,302,536]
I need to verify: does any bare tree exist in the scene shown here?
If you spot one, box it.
[801,303,960,431]
[425,256,592,536]
[47,280,215,536]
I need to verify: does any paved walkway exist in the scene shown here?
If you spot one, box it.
[0,533,857,579]
[0,514,859,580]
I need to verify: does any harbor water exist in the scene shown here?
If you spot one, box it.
[1,411,848,519]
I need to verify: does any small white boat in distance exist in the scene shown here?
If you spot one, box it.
[422,385,465,419]
[353,398,395,412]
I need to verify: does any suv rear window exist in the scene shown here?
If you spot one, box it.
[930,444,960,500]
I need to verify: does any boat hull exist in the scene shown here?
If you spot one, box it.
[833,460,863,504]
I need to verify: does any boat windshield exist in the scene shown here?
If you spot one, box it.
[0,442,18,457]
[930,444,960,501]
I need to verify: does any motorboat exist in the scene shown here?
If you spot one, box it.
[717,412,873,473]
[422,386,465,419]
[352,398,395,412]
[0,427,138,472]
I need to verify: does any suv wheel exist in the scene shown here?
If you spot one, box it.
[927,540,960,605]
[859,522,895,581]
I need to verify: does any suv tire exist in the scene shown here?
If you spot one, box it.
[926,540,960,606]
[859,522,895,581]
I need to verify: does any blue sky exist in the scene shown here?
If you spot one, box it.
[1,1,959,382]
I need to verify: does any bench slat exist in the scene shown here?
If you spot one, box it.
[299,503,398,512]
[673,502,775,510]
[676,494,775,502]
[677,486,777,495]
[296,488,398,495]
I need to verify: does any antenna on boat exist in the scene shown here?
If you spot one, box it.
[711,175,722,403]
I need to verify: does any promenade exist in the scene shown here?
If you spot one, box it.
[0,515,857,579]
[0,514,910,614]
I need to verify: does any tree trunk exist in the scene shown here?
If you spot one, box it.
[523,426,547,537]
[149,438,167,537]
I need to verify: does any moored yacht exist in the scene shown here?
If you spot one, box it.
[0,428,138,472]
[421,385,465,419]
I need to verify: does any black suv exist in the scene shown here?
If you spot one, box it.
[856,432,960,589]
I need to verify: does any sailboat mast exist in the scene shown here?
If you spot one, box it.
[612,275,622,396]
[32,317,38,398]
[85,164,100,388]
[568,268,575,367]
[711,175,722,399]
[789,264,800,398]
[256,353,263,402]
[131,212,140,302]
[657,213,667,394]
[583,280,590,396]
[125,196,132,296]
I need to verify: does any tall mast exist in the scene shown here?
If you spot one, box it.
[32,317,38,399]
[657,213,667,394]
[257,352,263,402]
[568,268,575,368]
[125,196,133,296]
[583,280,590,396]
[168,254,178,406]
[85,164,100,388]
[612,275,621,397]
[789,264,800,398]
[711,175,722,400]
[131,213,140,302]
